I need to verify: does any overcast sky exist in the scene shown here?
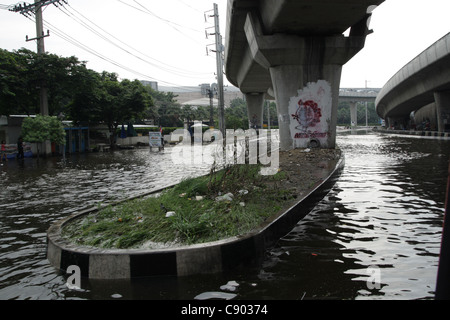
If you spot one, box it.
[1,0,450,90]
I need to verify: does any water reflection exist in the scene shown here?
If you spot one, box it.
[258,133,447,300]
[0,132,448,300]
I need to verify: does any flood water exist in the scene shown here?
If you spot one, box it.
[0,131,449,300]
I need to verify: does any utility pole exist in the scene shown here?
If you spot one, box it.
[213,3,225,136]
[34,0,49,116]
[207,83,217,128]
[10,0,68,156]
[205,4,225,136]
[10,0,67,116]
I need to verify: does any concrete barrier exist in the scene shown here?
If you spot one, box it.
[47,155,344,279]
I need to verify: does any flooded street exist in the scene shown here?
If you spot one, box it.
[0,131,449,300]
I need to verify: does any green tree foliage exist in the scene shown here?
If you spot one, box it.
[263,101,278,128]
[337,102,380,126]
[1,49,157,146]
[225,98,278,130]
[227,97,249,129]
[0,48,85,116]
[145,87,183,127]
[89,73,153,145]
[0,49,38,115]
[21,115,65,145]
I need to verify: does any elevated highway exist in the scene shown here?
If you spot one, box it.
[376,32,450,132]
[225,0,385,150]
[340,88,380,127]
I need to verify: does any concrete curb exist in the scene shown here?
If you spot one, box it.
[375,128,450,139]
[47,155,345,279]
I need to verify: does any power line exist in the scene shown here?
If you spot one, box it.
[0,4,14,10]
[5,1,215,91]
[59,3,210,79]
[8,0,67,14]
[132,0,202,33]
[41,17,207,91]
[117,0,205,45]
[174,0,203,14]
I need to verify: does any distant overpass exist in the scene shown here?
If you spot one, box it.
[376,32,450,132]
[340,88,380,127]
[225,0,385,150]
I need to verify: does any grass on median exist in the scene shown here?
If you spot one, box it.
[61,164,297,249]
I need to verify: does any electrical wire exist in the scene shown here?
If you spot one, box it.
[3,1,217,90]
[0,4,13,10]
[117,0,205,46]
[40,17,204,90]
[60,3,211,79]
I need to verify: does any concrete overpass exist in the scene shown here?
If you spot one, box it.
[340,88,380,127]
[376,32,450,132]
[225,0,385,150]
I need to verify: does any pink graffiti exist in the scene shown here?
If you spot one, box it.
[292,99,322,133]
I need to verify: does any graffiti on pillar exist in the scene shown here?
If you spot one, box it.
[289,80,332,148]
[291,100,322,132]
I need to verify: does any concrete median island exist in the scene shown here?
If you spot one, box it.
[47,148,344,279]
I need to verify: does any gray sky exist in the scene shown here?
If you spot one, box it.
[1,0,449,90]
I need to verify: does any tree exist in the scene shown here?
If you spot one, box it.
[21,115,66,156]
[0,48,88,117]
[92,74,152,146]
[0,49,38,115]
[145,87,183,127]
[336,102,381,126]
[263,101,278,127]
[227,98,248,129]
[66,67,103,125]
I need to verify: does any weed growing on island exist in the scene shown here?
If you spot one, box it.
[62,164,296,249]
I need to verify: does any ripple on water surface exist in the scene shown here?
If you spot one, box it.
[0,134,448,300]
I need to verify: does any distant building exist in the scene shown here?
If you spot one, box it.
[140,80,159,91]
[140,81,244,107]
[0,115,36,144]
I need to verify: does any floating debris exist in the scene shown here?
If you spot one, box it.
[220,280,240,292]
[194,291,237,300]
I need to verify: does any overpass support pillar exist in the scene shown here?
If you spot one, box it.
[244,13,369,151]
[387,116,409,130]
[245,93,265,129]
[434,91,450,133]
[350,102,358,128]
[269,64,343,150]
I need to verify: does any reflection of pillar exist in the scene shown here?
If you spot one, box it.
[350,102,358,128]
[245,93,265,129]
[434,91,450,132]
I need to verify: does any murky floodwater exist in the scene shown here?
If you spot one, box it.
[0,132,449,300]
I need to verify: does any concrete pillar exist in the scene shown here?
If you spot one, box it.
[414,103,437,130]
[244,12,369,150]
[350,102,358,128]
[245,93,265,129]
[387,116,409,130]
[434,91,450,132]
[269,64,342,150]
